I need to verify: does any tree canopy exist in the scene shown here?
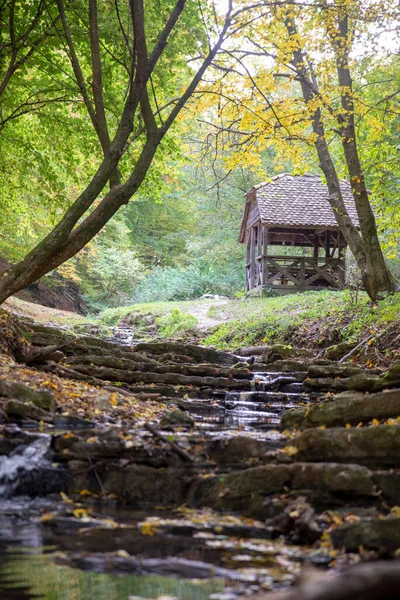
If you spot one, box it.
[0,0,398,306]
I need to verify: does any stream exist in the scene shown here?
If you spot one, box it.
[0,363,313,600]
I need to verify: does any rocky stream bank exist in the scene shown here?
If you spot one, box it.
[0,311,400,599]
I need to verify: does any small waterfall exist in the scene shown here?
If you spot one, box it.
[0,437,65,498]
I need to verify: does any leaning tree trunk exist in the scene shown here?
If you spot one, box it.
[332,13,396,300]
[284,15,396,301]
[0,0,232,306]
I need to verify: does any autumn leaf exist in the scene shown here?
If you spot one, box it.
[73,508,90,519]
[282,445,299,456]
[60,491,73,504]
[140,522,158,536]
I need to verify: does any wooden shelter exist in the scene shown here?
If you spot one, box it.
[239,173,359,292]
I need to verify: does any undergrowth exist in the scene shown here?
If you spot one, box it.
[156,309,198,338]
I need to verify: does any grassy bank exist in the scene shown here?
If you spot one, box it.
[204,291,400,350]
[97,290,400,355]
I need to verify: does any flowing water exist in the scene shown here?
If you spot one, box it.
[0,368,310,599]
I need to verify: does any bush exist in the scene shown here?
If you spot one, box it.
[131,258,244,303]
[156,309,198,337]
[80,248,144,311]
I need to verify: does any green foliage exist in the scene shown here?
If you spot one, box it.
[0,0,398,308]
[77,221,144,311]
[131,256,242,303]
[156,309,198,337]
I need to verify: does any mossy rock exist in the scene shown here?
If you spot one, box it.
[5,400,53,423]
[281,389,400,430]
[160,410,194,428]
[373,361,400,392]
[331,518,400,551]
[306,364,371,379]
[323,341,355,360]
[187,462,374,518]
[347,373,380,392]
[0,380,54,411]
[292,423,400,467]
[266,359,310,372]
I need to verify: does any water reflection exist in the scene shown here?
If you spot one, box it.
[0,545,224,600]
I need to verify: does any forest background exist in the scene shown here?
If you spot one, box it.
[0,0,399,313]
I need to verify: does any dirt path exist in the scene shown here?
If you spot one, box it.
[3,296,87,326]
[185,299,230,331]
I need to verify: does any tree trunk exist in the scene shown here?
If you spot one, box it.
[284,15,396,300]
[0,0,232,305]
[331,13,396,299]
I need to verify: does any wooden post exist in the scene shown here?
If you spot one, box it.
[263,226,269,290]
[250,226,255,289]
[300,256,305,286]
[313,234,319,263]
[325,230,330,258]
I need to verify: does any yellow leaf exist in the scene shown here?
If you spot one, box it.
[86,436,99,444]
[330,514,343,526]
[60,491,73,504]
[371,419,380,426]
[110,393,118,407]
[73,508,89,519]
[140,522,158,536]
[79,489,92,496]
[40,512,55,522]
[282,445,299,456]
[345,423,351,429]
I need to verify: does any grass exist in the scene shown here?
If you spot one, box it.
[204,290,400,350]
[157,309,198,337]
[98,299,217,326]
[97,289,400,350]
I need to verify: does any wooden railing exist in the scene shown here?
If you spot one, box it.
[246,255,345,290]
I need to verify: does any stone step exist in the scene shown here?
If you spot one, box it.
[219,399,297,413]
[225,390,307,403]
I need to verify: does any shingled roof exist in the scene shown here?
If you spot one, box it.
[239,173,359,241]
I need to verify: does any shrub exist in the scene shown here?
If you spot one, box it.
[156,309,198,337]
[131,258,243,303]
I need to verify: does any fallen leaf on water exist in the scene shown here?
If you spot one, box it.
[140,522,158,536]
[282,446,299,456]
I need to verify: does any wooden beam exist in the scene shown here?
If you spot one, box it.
[250,226,255,289]
[304,259,340,287]
[265,258,302,286]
